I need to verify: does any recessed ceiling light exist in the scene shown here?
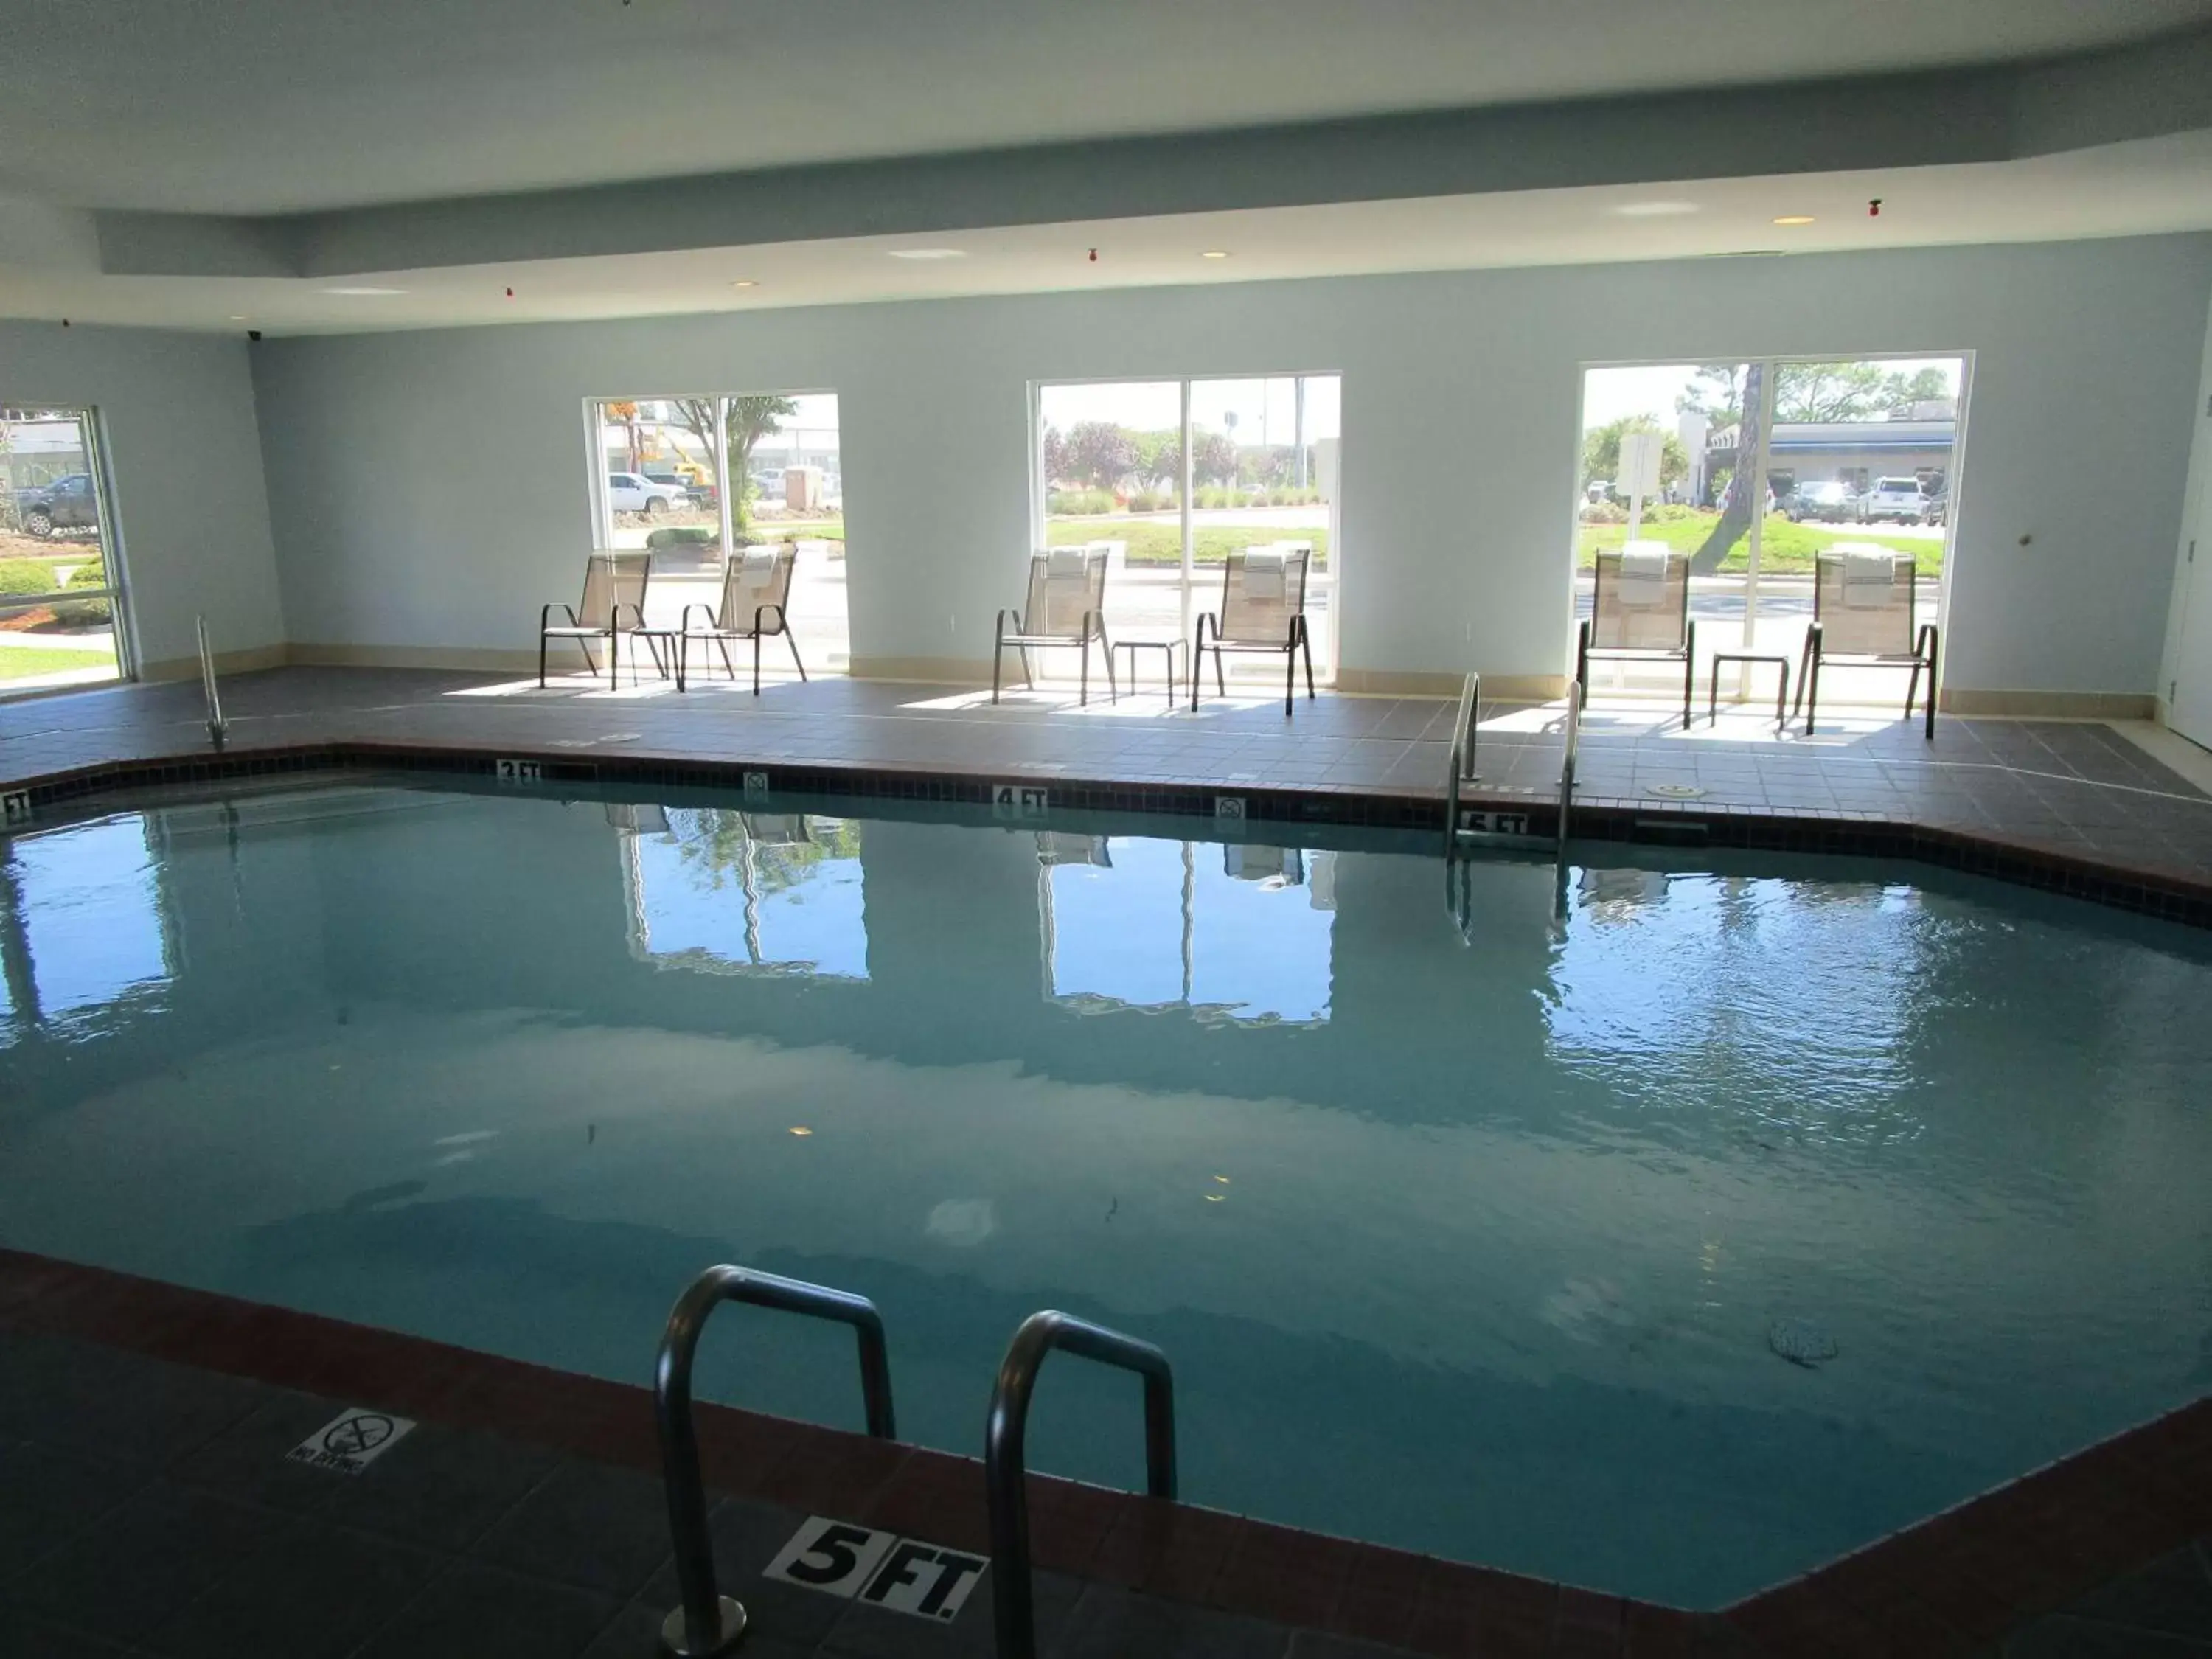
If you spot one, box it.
[1772,215,1816,226]
[730,279,758,289]
[227,314,247,321]
[886,248,965,261]
[1200,250,1232,260]
[321,285,406,296]
[1613,201,1700,218]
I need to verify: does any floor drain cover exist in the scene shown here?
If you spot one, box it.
[1646,783,1708,799]
[1768,1318,1840,1368]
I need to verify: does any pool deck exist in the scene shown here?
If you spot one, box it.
[4,666,2212,923]
[5,667,2212,1657]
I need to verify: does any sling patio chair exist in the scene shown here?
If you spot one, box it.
[677,541,807,695]
[1193,542,1315,717]
[1793,546,1938,737]
[993,545,1116,704]
[538,552,658,687]
[1576,543,1695,728]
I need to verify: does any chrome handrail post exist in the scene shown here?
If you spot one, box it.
[196,615,227,747]
[655,1265,897,1658]
[986,1310,1175,1659]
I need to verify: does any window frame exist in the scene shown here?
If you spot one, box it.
[0,403,136,699]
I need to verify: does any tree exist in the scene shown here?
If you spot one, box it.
[1064,422,1136,490]
[1193,431,1238,485]
[1042,427,1070,486]
[1582,416,1687,493]
[1886,366,1952,412]
[1690,359,1767,572]
[1676,364,1747,429]
[1771,361,1897,422]
[672,395,799,534]
[605,399,641,473]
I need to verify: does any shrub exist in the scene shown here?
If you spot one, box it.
[1048,488,1116,515]
[48,562,111,627]
[1578,501,1627,524]
[644,526,718,549]
[1124,488,1174,514]
[0,559,57,597]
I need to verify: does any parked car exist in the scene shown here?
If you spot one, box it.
[13,473,100,538]
[751,468,786,501]
[1920,486,1949,526]
[1859,476,1929,524]
[606,472,687,515]
[1781,480,1860,524]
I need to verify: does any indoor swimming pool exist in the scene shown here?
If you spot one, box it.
[1,778,2208,1607]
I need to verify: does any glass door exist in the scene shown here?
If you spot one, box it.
[0,407,129,696]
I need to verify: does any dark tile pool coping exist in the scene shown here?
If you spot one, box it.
[8,735,2212,931]
[3,1245,2207,1658]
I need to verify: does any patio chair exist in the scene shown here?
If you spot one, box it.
[539,552,656,687]
[679,542,807,695]
[1193,543,1315,717]
[1576,544,1694,728]
[993,546,1116,704]
[1792,547,1938,737]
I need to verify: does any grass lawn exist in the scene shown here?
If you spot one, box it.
[1047,518,1331,567]
[0,646,115,678]
[1579,512,1939,575]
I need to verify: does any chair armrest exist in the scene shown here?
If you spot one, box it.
[611,601,647,631]
[540,602,581,631]
[755,602,787,635]
[680,602,718,634]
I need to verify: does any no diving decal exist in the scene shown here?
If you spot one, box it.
[285,1408,417,1476]
[765,1515,987,1623]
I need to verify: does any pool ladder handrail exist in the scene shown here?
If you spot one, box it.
[655,1265,897,1658]
[197,615,228,748]
[987,1310,1177,1659]
[1442,670,1480,849]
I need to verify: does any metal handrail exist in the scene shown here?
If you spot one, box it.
[1443,670,1479,848]
[1554,681,1582,908]
[655,1265,897,1658]
[987,1311,1175,1659]
[196,615,227,747]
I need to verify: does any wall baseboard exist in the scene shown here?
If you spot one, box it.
[847,655,995,686]
[1335,668,1564,700]
[286,642,543,672]
[139,644,288,681]
[1938,688,2157,720]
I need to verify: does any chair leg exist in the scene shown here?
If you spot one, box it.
[1806,652,1820,737]
[1080,640,1089,706]
[1576,620,1590,696]
[787,630,807,682]
[1922,625,1938,740]
[717,639,737,683]
[538,631,548,689]
[1102,633,1117,700]
[1301,618,1315,700]
[1214,645,1226,698]
[992,627,1005,705]
[1284,639,1295,718]
[1682,621,1697,731]
[1192,619,1208,713]
[754,629,763,696]
[1792,631,1815,721]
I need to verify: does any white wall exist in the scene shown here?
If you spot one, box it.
[2160,287,2212,743]
[251,234,2212,698]
[0,321,285,672]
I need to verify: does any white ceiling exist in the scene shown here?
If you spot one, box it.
[6,134,2210,336]
[2,0,2208,214]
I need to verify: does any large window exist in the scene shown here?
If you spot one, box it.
[1574,357,1964,707]
[1,407,129,696]
[1037,375,1341,684]
[586,393,849,675]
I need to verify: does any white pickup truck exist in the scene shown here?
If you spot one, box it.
[605,472,689,515]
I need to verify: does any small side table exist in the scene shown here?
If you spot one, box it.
[1708,652,1790,727]
[626,627,684,690]
[1115,638,1186,706]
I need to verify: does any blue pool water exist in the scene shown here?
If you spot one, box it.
[2,780,2209,1607]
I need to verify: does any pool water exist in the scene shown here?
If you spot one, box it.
[2,780,2209,1607]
